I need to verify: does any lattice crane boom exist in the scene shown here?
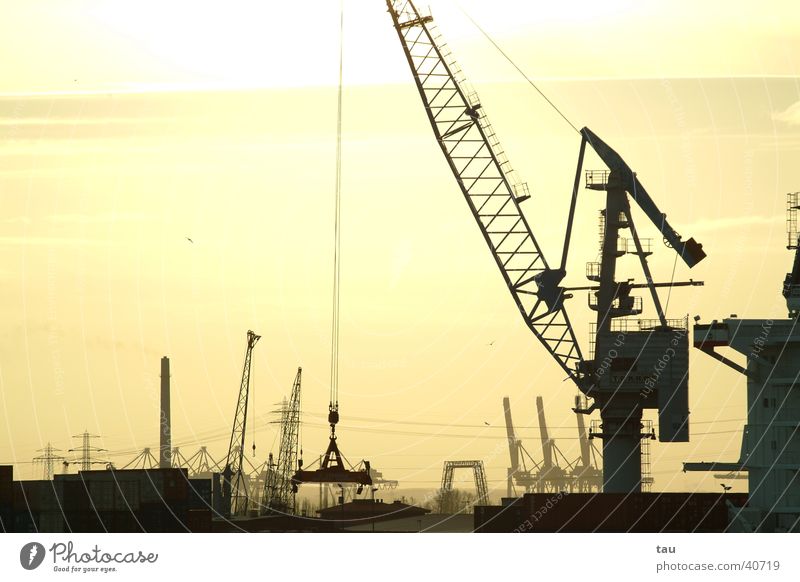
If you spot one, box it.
[387,0,586,387]
[262,367,302,514]
[223,329,260,516]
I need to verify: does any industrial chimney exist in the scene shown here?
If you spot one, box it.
[159,356,171,469]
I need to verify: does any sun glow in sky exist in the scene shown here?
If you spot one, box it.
[2,0,799,94]
[1,0,800,499]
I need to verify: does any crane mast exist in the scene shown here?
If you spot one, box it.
[386,0,585,385]
[223,329,260,517]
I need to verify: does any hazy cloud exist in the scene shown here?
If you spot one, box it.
[773,100,800,126]
[0,236,101,246]
[46,212,154,224]
[0,116,172,127]
[1,216,31,225]
[685,215,783,233]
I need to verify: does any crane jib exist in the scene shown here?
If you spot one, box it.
[580,127,706,268]
[386,0,587,388]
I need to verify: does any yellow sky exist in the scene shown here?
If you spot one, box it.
[1,0,800,498]
[2,0,799,94]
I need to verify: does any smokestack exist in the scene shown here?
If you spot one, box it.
[159,356,171,469]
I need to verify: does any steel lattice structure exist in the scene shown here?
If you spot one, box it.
[223,329,260,517]
[174,446,222,476]
[262,367,302,514]
[121,448,160,470]
[68,431,106,473]
[387,0,585,385]
[33,443,65,480]
[440,460,489,512]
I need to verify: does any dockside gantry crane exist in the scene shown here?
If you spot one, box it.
[534,396,571,492]
[222,329,260,517]
[502,396,520,498]
[439,460,489,512]
[502,397,541,494]
[503,396,565,494]
[387,0,705,493]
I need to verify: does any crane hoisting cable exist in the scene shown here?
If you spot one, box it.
[291,1,372,490]
[328,0,344,444]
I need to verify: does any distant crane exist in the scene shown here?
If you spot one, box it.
[222,329,260,517]
[121,448,159,470]
[534,396,572,492]
[538,396,555,473]
[368,466,399,489]
[262,367,303,515]
[503,395,602,494]
[386,0,705,493]
[439,460,489,513]
[174,446,222,477]
[170,447,190,470]
[502,397,520,498]
[501,396,544,494]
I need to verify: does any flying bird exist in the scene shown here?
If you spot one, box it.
[721,483,732,492]
[484,421,490,426]
[487,340,495,347]
[186,237,194,244]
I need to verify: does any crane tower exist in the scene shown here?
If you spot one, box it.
[386,0,705,493]
[222,329,260,517]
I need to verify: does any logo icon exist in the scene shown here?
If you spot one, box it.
[20,542,46,570]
